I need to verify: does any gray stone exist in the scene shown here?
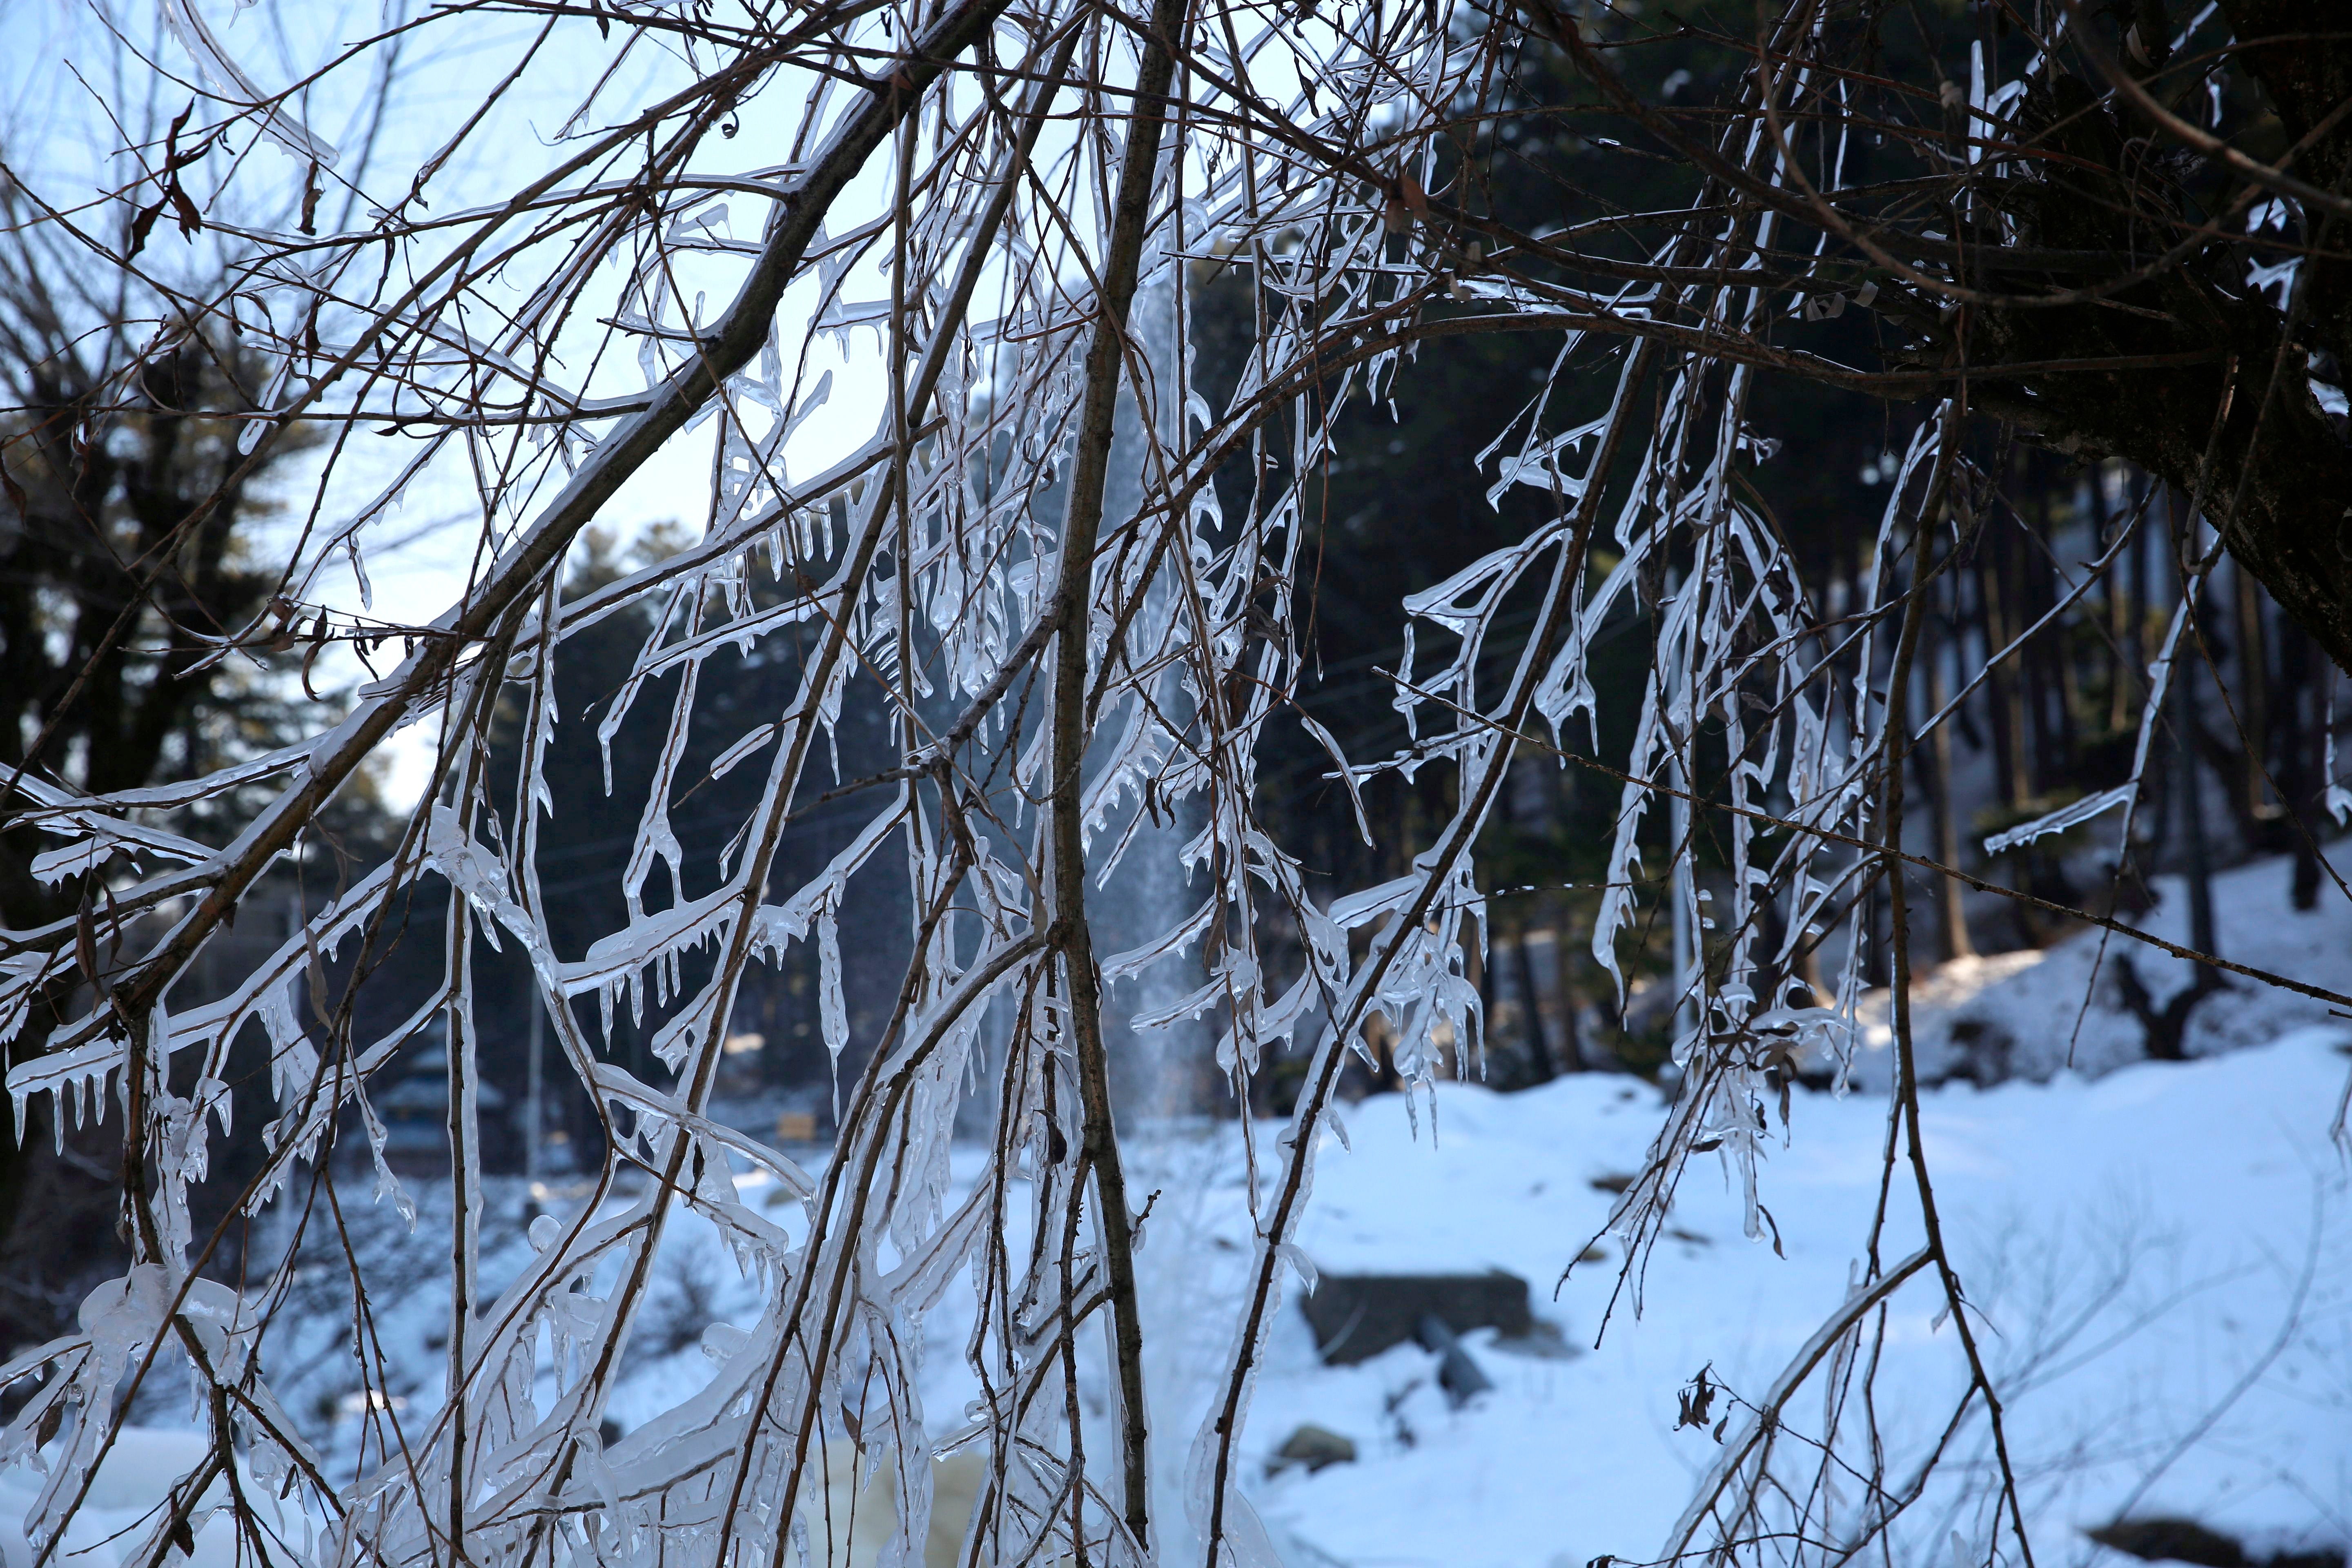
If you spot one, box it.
[1270,1423,1358,1475]
[1414,1314,1494,1407]
[1298,1270,1532,1365]
[1490,1318,1579,1360]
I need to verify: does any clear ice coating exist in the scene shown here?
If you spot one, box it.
[0,6,2199,1568]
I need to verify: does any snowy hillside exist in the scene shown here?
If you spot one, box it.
[1846,851,2352,1088]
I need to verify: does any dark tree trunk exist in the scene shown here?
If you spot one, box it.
[2092,467,2135,735]
[2115,953,2227,1062]
[2114,644,2233,1063]
[2026,468,2076,787]
[2276,616,2324,910]
[1924,611,1978,962]
[2127,472,2151,724]
[2179,658,2221,963]
[1555,965,1586,1072]
[1512,926,1557,1082]
[2236,563,2273,825]
[1977,551,2025,810]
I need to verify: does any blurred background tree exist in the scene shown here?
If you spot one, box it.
[1198,0,2338,1100]
[6,1,2337,1352]
[0,167,368,1347]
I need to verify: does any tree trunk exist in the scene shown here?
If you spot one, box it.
[2235,562,2273,824]
[1512,925,1557,1082]
[2126,471,2151,727]
[2178,657,2221,964]
[1555,962,1587,1072]
[2277,616,2324,910]
[2027,469,2076,787]
[1925,611,1978,961]
[1977,551,2025,810]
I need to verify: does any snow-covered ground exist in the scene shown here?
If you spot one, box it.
[13,1009,2350,1568]
[1223,1031,2352,1568]
[1847,850,2352,1088]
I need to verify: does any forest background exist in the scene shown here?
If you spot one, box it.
[0,0,2327,1356]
